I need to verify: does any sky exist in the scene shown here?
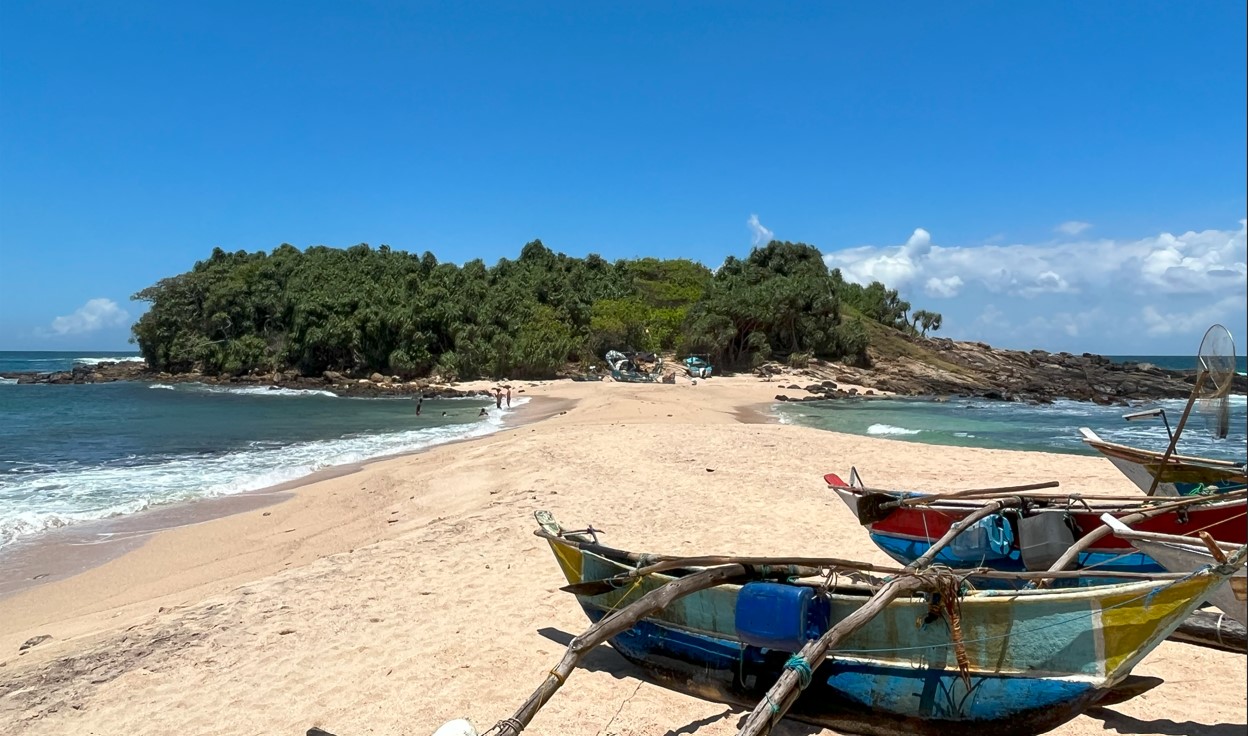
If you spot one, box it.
[1,1,1244,354]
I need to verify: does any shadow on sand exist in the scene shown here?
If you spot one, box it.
[1086,707,1248,736]
[535,627,825,736]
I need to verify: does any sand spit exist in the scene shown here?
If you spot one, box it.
[1,376,1243,735]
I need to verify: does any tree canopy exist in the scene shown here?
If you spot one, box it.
[131,239,939,379]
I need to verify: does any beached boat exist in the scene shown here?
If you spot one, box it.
[605,349,661,383]
[1079,428,1246,496]
[537,517,1241,735]
[826,471,1248,578]
[682,355,713,378]
[1102,513,1247,627]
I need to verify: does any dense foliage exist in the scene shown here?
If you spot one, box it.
[131,240,938,379]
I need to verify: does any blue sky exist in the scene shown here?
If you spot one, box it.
[1,2,1244,354]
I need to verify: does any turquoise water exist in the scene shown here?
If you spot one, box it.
[777,394,1247,461]
[0,352,517,548]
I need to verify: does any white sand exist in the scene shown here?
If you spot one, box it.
[0,376,1243,735]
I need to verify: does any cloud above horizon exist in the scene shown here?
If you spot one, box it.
[747,214,774,246]
[49,298,130,336]
[1056,220,1093,236]
[823,220,1248,352]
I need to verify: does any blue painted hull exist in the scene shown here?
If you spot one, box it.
[868,531,1166,588]
[585,605,1102,736]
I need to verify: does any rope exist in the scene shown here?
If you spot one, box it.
[483,717,525,735]
[784,654,814,690]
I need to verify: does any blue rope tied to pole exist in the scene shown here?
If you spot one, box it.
[785,653,814,690]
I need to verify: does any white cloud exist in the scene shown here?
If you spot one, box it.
[924,275,963,298]
[50,298,129,335]
[1141,295,1248,337]
[823,220,1246,299]
[1056,221,1093,236]
[747,214,774,247]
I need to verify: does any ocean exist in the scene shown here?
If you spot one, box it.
[4,350,1245,551]
[0,351,519,549]
[777,352,1247,462]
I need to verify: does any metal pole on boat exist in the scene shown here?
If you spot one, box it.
[1145,370,1206,496]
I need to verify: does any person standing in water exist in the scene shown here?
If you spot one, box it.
[505,387,511,408]
[494,388,503,409]
[416,394,423,416]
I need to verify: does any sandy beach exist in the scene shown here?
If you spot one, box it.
[1,375,1243,736]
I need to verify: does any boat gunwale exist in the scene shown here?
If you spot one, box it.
[557,536,1219,604]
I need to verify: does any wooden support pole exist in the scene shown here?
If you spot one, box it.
[734,499,1012,736]
[487,563,747,736]
[887,481,1059,506]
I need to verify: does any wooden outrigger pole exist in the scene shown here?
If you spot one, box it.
[734,499,1016,736]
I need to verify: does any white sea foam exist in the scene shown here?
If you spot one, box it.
[0,377,16,385]
[73,356,145,366]
[0,397,529,548]
[152,382,340,398]
[866,423,922,436]
[199,385,340,398]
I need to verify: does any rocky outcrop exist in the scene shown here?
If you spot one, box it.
[0,361,490,399]
[789,335,1247,405]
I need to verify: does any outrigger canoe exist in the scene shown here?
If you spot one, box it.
[537,515,1243,736]
[1079,428,1247,497]
[827,471,1248,580]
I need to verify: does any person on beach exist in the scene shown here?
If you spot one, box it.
[494,388,503,409]
[416,394,423,416]
[505,387,511,408]
[478,407,489,417]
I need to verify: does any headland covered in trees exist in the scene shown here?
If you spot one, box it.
[130,240,935,380]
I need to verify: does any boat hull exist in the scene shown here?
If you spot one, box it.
[544,534,1224,735]
[1124,537,1248,627]
[828,481,1248,584]
[1079,428,1247,497]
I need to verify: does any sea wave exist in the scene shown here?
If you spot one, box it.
[0,377,16,385]
[197,385,340,398]
[0,397,528,548]
[867,423,922,436]
[73,356,145,366]
[148,382,340,398]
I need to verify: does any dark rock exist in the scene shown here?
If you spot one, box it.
[774,394,790,401]
[19,635,51,652]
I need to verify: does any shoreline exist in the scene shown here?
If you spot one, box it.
[0,394,570,601]
[2,374,1243,736]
